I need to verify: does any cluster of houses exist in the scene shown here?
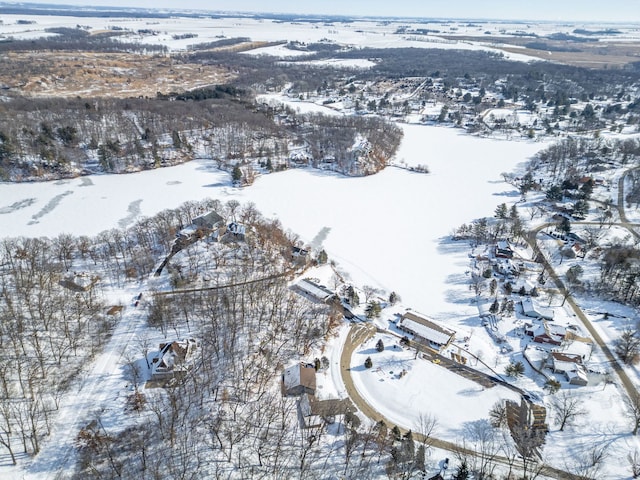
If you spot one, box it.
[281,363,354,429]
[520,295,593,387]
[483,239,596,388]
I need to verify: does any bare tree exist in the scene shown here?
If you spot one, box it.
[414,412,438,450]
[566,443,608,480]
[625,392,640,435]
[488,400,508,429]
[616,328,640,365]
[550,392,587,431]
[629,448,640,478]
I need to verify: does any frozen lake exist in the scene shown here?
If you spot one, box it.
[0,124,543,316]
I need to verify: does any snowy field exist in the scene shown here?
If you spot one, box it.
[2,14,640,60]
[351,332,521,441]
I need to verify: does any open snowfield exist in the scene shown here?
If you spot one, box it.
[2,13,639,61]
[351,332,521,441]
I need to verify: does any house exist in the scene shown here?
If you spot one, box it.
[151,338,198,380]
[559,337,593,360]
[294,279,336,303]
[521,297,554,320]
[548,352,583,373]
[565,366,589,386]
[297,393,355,429]
[397,311,456,352]
[177,211,225,243]
[192,211,224,231]
[526,321,565,346]
[225,222,246,241]
[495,240,514,258]
[511,279,536,295]
[495,258,519,277]
[291,246,310,264]
[282,363,316,396]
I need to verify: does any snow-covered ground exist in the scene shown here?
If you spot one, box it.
[2,9,640,471]
[0,124,541,318]
[257,93,344,115]
[3,110,640,477]
[351,332,521,441]
[2,14,639,61]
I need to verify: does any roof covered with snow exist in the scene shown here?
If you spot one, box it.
[283,363,316,392]
[521,296,555,320]
[399,311,455,346]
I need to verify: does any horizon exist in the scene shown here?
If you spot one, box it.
[2,0,640,23]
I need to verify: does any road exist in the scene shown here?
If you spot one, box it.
[335,169,640,479]
[339,323,581,480]
[522,166,640,404]
[25,291,149,479]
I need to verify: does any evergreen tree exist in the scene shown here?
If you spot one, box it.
[453,459,469,480]
[376,338,385,352]
[509,204,519,220]
[366,300,381,319]
[317,249,328,264]
[505,360,525,377]
[544,378,561,394]
[573,199,589,218]
[489,298,499,314]
[494,203,508,219]
[389,291,400,305]
[414,445,426,472]
[232,164,243,183]
[559,216,572,234]
[546,185,563,201]
[364,356,373,369]
[171,130,182,149]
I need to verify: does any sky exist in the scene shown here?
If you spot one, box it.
[12,0,640,23]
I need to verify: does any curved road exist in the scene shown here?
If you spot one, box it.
[339,323,580,479]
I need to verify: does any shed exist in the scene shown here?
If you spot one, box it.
[565,365,589,386]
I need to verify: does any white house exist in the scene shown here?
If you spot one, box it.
[521,297,554,320]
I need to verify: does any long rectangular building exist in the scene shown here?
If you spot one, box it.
[397,311,456,352]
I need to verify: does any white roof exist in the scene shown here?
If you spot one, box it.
[553,359,579,373]
[497,240,511,250]
[521,297,555,320]
[566,365,589,382]
[399,316,454,346]
[283,364,301,391]
[562,340,592,359]
[297,279,334,301]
